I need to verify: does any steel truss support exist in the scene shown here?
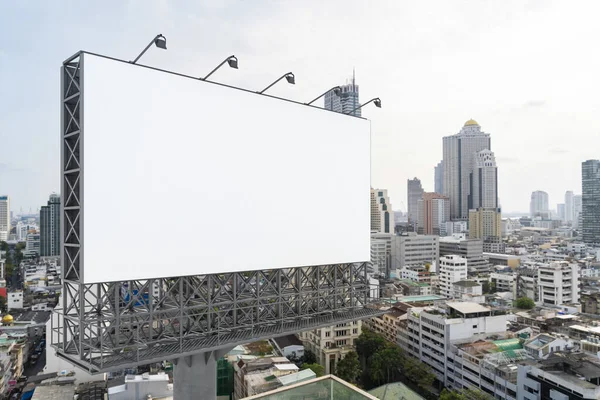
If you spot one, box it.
[52,263,378,373]
[53,52,381,375]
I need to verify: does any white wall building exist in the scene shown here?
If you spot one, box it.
[24,233,40,257]
[439,255,468,298]
[537,262,580,306]
[370,232,392,277]
[0,197,9,242]
[7,292,23,310]
[398,302,509,384]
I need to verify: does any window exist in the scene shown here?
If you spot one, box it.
[325,331,330,337]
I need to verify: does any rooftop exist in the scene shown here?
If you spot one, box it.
[447,301,490,314]
[395,295,445,303]
[273,334,303,349]
[241,375,378,400]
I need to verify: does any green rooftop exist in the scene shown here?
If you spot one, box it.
[493,338,522,351]
[368,382,425,400]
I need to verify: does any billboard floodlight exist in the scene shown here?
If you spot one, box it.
[202,55,238,81]
[259,72,295,94]
[131,34,167,64]
[346,97,382,115]
[305,86,342,106]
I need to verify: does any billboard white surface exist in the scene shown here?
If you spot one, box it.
[81,53,370,283]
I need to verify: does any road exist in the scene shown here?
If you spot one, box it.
[23,350,46,378]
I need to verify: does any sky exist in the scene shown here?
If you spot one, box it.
[1,0,600,214]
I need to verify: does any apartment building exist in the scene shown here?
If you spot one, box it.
[397,302,508,383]
[363,308,405,344]
[439,255,468,298]
[537,262,580,306]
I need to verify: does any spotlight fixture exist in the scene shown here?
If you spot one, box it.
[131,34,167,64]
[259,72,295,94]
[202,55,239,81]
[305,86,342,106]
[345,97,382,115]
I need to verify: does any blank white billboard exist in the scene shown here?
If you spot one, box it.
[80,53,370,283]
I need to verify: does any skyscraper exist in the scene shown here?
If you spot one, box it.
[371,189,394,234]
[434,161,443,194]
[471,149,498,209]
[530,191,549,218]
[442,120,491,219]
[417,193,450,235]
[582,160,600,244]
[40,193,61,257]
[565,190,574,223]
[557,203,566,222]
[0,196,9,242]
[324,72,360,117]
[573,194,583,228]
[407,178,424,229]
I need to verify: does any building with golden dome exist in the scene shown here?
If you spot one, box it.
[442,119,493,220]
[2,314,13,325]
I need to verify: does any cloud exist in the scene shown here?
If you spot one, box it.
[549,148,569,154]
[522,100,546,108]
[496,157,519,164]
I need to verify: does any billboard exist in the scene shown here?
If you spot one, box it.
[78,53,370,283]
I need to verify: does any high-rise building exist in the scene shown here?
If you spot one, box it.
[40,193,61,257]
[468,208,502,240]
[407,178,424,229]
[324,73,360,117]
[530,191,549,218]
[557,203,566,222]
[470,150,498,209]
[370,189,394,234]
[417,193,450,235]
[0,196,9,242]
[443,120,492,220]
[574,194,583,228]
[582,160,600,244]
[434,161,443,194]
[565,190,574,223]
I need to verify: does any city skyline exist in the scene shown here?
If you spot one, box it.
[2,2,600,213]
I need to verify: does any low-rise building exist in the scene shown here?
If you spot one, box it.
[298,321,361,375]
[451,280,484,302]
[272,335,304,360]
[517,352,600,400]
[363,307,405,344]
[537,262,580,306]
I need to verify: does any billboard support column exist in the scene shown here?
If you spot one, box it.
[173,348,231,400]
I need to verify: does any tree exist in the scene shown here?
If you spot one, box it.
[355,329,386,367]
[370,344,403,384]
[300,349,317,365]
[335,351,361,384]
[301,363,325,377]
[401,355,435,391]
[440,388,494,400]
[515,297,535,309]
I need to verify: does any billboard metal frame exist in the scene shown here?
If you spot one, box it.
[53,51,380,373]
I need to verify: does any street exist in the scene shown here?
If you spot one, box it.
[23,350,46,378]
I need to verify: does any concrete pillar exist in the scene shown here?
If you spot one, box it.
[173,348,231,400]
